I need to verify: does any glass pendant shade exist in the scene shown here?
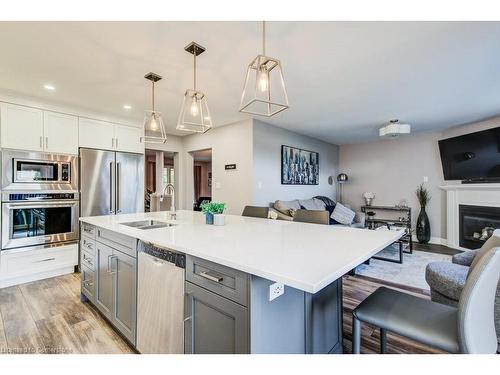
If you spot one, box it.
[142,110,167,144]
[239,21,289,117]
[176,42,213,134]
[140,72,167,144]
[240,54,289,116]
[177,89,212,133]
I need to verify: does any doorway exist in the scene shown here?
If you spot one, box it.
[191,149,212,211]
[145,149,176,212]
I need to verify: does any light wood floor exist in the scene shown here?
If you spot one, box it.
[0,273,134,354]
[0,272,442,354]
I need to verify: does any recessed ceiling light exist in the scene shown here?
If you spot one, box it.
[43,84,56,91]
[123,104,132,110]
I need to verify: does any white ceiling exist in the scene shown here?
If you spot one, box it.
[0,21,499,144]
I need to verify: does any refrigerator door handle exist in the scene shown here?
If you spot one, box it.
[109,161,114,214]
[116,162,121,213]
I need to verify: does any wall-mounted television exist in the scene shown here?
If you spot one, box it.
[438,126,500,182]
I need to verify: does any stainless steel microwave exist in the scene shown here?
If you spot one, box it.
[1,150,78,191]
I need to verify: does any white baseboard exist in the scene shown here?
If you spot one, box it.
[0,267,75,288]
[411,235,448,246]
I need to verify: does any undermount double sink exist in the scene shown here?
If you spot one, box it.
[121,220,176,230]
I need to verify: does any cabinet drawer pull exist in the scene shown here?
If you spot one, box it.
[199,271,223,283]
[35,257,56,263]
[83,254,93,266]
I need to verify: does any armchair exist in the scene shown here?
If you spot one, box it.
[425,230,500,351]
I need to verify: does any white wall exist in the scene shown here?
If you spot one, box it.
[146,134,184,209]
[252,120,339,206]
[339,116,500,242]
[182,120,253,215]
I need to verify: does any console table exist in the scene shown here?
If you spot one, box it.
[361,205,413,264]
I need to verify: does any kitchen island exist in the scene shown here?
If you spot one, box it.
[79,210,403,354]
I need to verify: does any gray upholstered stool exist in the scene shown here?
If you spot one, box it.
[241,205,269,219]
[293,209,329,225]
[352,246,500,354]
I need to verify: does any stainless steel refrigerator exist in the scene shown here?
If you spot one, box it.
[80,148,144,217]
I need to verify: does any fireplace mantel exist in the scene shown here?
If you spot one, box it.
[440,183,500,191]
[440,184,500,249]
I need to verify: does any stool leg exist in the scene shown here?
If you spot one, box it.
[352,316,361,354]
[380,328,387,354]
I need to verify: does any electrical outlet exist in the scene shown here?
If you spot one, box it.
[269,282,285,301]
[423,176,429,182]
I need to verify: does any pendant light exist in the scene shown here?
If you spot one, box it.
[239,21,289,117]
[176,42,212,133]
[141,72,167,144]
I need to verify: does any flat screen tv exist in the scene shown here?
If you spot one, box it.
[438,126,500,182]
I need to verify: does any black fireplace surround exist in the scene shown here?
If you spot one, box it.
[459,204,500,249]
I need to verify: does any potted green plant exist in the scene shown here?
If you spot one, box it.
[201,202,226,225]
[415,183,431,244]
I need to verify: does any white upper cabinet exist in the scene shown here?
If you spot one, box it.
[43,111,79,154]
[79,118,115,150]
[0,102,143,155]
[114,124,144,154]
[0,103,78,154]
[0,103,44,151]
[79,118,143,154]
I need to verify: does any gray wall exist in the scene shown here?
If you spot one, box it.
[339,116,500,242]
[252,120,340,206]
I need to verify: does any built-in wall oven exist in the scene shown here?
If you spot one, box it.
[1,192,79,250]
[1,150,79,251]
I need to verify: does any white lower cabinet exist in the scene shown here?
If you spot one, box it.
[0,243,78,288]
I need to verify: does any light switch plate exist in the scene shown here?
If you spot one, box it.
[269,282,285,301]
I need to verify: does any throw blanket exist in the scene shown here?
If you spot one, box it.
[314,196,336,207]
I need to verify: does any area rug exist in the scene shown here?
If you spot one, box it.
[355,244,452,290]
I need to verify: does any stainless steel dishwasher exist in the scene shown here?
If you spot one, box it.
[136,242,186,354]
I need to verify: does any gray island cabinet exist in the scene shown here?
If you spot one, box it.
[80,223,137,345]
[80,222,343,354]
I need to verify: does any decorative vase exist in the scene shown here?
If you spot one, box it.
[416,206,431,244]
[205,212,214,225]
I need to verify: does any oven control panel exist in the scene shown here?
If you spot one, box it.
[8,193,76,201]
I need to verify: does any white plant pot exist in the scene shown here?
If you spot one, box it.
[213,214,226,226]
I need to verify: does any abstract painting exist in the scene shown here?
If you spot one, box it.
[281,145,319,185]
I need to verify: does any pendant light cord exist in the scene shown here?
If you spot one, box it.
[193,47,197,91]
[262,20,266,56]
[152,80,155,112]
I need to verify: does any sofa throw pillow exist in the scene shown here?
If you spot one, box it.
[325,204,339,225]
[274,199,301,217]
[331,202,355,225]
[298,198,326,211]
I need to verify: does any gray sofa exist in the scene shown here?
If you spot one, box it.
[269,197,366,228]
[425,230,500,351]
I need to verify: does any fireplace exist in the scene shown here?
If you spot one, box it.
[459,205,500,249]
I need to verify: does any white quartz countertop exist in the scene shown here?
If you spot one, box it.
[80,210,403,294]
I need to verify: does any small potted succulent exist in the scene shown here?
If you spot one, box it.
[201,202,226,225]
